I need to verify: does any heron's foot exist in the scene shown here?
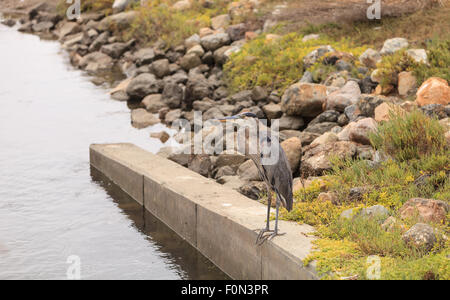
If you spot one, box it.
[255,227,272,245]
[255,229,285,245]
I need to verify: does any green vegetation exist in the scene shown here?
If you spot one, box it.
[280,110,449,279]
[376,39,450,88]
[223,33,367,93]
[370,109,446,161]
[122,0,232,48]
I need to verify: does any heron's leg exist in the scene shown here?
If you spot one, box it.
[256,186,273,244]
[266,199,286,242]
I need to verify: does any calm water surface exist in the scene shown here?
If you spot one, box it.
[0,21,228,280]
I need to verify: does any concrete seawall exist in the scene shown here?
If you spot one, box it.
[90,143,318,280]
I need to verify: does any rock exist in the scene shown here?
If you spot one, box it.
[399,198,449,224]
[348,117,377,145]
[402,223,437,251]
[309,110,340,126]
[377,83,393,95]
[79,52,113,73]
[216,151,246,168]
[348,186,368,201]
[311,132,339,147]
[131,109,160,129]
[32,21,54,32]
[380,38,409,55]
[251,86,268,102]
[112,0,131,13]
[374,102,404,122]
[200,33,231,51]
[344,104,362,122]
[185,34,201,49]
[398,71,417,97]
[227,23,247,41]
[88,31,109,52]
[188,155,211,177]
[326,81,361,112]
[237,160,261,181]
[279,115,304,131]
[58,22,80,39]
[317,192,339,205]
[359,48,381,68]
[214,165,236,178]
[193,98,215,112]
[358,94,387,118]
[406,49,428,64]
[299,71,313,83]
[172,0,192,11]
[180,52,202,70]
[360,76,378,94]
[186,73,213,103]
[211,14,230,30]
[1,19,16,27]
[281,137,302,172]
[217,176,245,191]
[301,141,357,176]
[133,48,156,66]
[150,131,170,143]
[298,132,320,146]
[281,83,327,117]
[416,77,450,107]
[420,103,448,119]
[98,11,137,31]
[203,107,224,121]
[263,104,282,120]
[305,122,339,135]
[110,78,131,101]
[100,42,128,59]
[187,44,205,57]
[161,82,185,109]
[142,94,167,113]
[370,69,382,83]
[302,34,320,42]
[126,73,162,99]
[151,59,171,78]
[303,45,335,68]
[340,205,389,220]
[239,181,266,200]
[164,109,182,124]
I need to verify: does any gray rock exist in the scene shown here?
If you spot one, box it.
[380,37,409,55]
[308,110,340,126]
[304,122,339,135]
[279,115,304,131]
[180,52,202,71]
[227,23,247,41]
[151,59,171,78]
[133,48,156,66]
[98,11,137,31]
[200,32,231,51]
[188,155,211,177]
[303,45,335,68]
[251,86,268,102]
[142,94,167,113]
[89,31,109,52]
[326,81,361,112]
[126,73,162,99]
[131,108,160,129]
[402,223,437,251]
[406,49,428,64]
[79,51,113,73]
[112,0,132,13]
[162,82,185,109]
[299,71,313,83]
[32,21,54,32]
[359,48,381,68]
[238,160,261,181]
[100,42,129,59]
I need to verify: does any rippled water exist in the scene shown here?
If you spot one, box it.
[0,22,228,279]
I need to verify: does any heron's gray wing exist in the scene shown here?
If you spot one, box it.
[260,138,293,211]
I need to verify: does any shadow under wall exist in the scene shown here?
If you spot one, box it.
[90,166,230,280]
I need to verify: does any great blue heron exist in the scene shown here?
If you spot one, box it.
[217,112,293,244]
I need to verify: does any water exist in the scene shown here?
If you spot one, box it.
[0,22,228,279]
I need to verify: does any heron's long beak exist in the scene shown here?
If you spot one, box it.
[217,115,240,123]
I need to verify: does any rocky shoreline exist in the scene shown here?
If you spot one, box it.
[3,0,449,257]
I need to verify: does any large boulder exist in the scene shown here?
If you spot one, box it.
[416,77,450,107]
[180,52,202,70]
[279,115,304,131]
[399,198,449,224]
[58,22,81,39]
[161,82,185,109]
[325,81,361,112]
[237,160,261,181]
[398,71,417,97]
[280,137,303,173]
[281,83,327,117]
[188,155,212,177]
[301,141,357,176]
[100,42,129,59]
[142,94,167,113]
[133,48,156,66]
[88,31,109,52]
[150,59,171,78]
[126,73,163,99]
